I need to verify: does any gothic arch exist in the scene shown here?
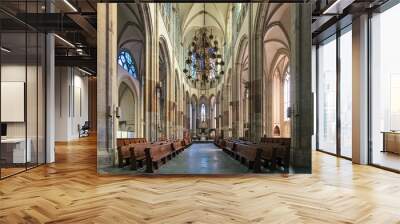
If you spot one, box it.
[235,35,250,138]
[254,2,291,137]
[209,95,217,130]
[190,94,198,136]
[118,81,139,137]
[158,36,171,139]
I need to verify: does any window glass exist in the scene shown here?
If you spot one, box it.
[118,50,137,79]
[284,68,290,121]
[371,4,400,171]
[318,36,337,154]
[340,28,352,158]
[201,104,206,122]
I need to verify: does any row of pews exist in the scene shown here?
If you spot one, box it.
[117,138,192,173]
[215,137,290,173]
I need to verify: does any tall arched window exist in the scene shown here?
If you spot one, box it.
[118,49,137,79]
[213,102,217,128]
[201,104,206,122]
[284,68,291,121]
[189,103,193,129]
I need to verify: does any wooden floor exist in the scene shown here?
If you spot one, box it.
[1,136,400,223]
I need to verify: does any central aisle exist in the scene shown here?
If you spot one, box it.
[157,143,250,174]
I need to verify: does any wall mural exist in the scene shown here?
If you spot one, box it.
[97,2,312,175]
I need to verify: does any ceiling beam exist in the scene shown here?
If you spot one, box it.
[55,55,96,70]
[14,13,84,32]
[322,0,356,15]
[98,0,310,2]
[67,13,97,40]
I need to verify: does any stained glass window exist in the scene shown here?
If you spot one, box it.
[209,58,216,80]
[118,50,137,79]
[209,48,216,79]
[284,68,290,121]
[201,104,206,122]
[190,52,217,80]
[191,54,196,79]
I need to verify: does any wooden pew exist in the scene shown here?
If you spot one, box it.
[172,140,185,155]
[145,143,175,173]
[117,143,149,170]
[223,140,237,157]
[260,137,290,146]
[260,138,291,172]
[117,138,187,173]
[117,138,125,148]
[262,144,290,172]
[234,142,290,173]
[259,143,289,172]
[235,143,262,172]
[129,143,149,170]
[219,137,291,173]
[183,137,192,147]
[214,137,226,148]
[144,143,175,173]
[117,138,147,147]
[117,145,135,169]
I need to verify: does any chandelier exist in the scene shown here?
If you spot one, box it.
[183,4,225,85]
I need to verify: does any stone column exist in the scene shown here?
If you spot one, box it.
[352,14,369,164]
[231,63,240,138]
[46,24,55,163]
[290,3,312,173]
[97,3,118,171]
[145,4,158,142]
[265,76,273,137]
[249,4,264,142]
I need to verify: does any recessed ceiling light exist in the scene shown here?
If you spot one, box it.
[54,34,75,48]
[1,47,11,53]
[77,67,93,76]
[63,0,78,12]
[323,0,345,15]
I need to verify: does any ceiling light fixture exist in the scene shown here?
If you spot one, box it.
[63,0,78,12]
[183,3,225,87]
[322,0,354,15]
[76,48,85,55]
[77,67,93,76]
[54,34,75,48]
[1,47,11,53]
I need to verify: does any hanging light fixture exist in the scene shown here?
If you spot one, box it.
[183,3,225,86]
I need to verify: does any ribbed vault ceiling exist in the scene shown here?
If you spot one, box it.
[178,3,230,47]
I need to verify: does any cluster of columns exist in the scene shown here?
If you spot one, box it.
[97,3,313,172]
[213,4,313,172]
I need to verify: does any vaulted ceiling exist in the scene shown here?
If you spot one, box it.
[178,3,230,47]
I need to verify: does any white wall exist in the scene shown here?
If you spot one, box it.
[1,63,46,163]
[1,65,39,137]
[55,67,89,141]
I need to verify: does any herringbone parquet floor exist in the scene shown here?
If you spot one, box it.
[1,136,400,224]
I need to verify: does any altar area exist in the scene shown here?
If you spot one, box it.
[191,121,216,143]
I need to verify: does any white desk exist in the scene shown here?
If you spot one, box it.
[1,138,31,163]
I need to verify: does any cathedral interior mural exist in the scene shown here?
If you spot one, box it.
[1,1,400,222]
[96,2,312,175]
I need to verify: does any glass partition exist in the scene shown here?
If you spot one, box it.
[1,31,28,177]
[317,35,337,154]
[0,1,47,179]
[371,3,400,171]
[339,27,352,158]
